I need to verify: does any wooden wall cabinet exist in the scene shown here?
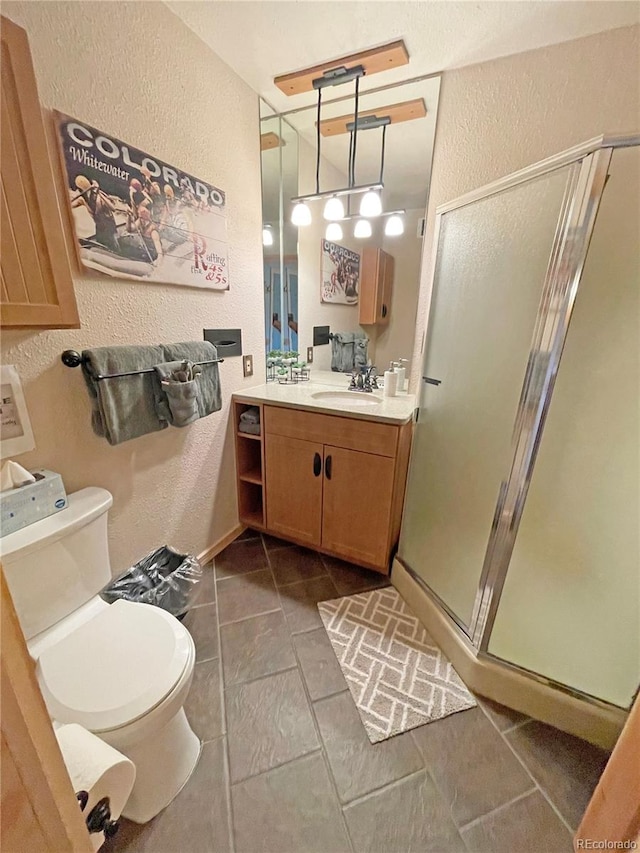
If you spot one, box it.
[1,16,79,329]
[233,400,412,573]
[359,246,394,327]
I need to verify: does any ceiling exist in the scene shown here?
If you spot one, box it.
[167,1,639,113]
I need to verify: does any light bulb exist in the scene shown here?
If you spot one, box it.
[323,196,345,221]
[354,219,372,239]
[291,202,312,226]
[325,222,343,241]
[384,215,404,236]
[262,226,274,246]
[359,191,382,217]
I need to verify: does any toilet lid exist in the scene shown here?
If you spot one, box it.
[37,599,193,732]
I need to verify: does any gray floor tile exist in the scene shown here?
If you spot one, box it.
[269,545,327,587]
[506,720,609,830]
[478,695,530,732]
[183,603,219,662]
[314,691,422,804]
[279,575,339,634]
[185,658,224,742]
[226,668,319,783]
[215,538,268,579]
[217,570,280,626]
[323,554,391,596]
[461,791,574,852]
[220,611,296,686]
[262,533,295,551]
[293,627,348,701]
[344,771,466,853]
[411,707,533,826]
[195,563,216,606]
[231,753,351,853]
[236,527,261,541]
[110,738,231,853]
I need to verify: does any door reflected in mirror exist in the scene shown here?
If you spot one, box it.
[259,75,440,379]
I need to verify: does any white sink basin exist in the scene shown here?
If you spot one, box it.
[311,390,381,407]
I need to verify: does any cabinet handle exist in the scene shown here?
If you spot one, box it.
[325,454,332,480]
[313,452,321,477]
[381,304,388,318]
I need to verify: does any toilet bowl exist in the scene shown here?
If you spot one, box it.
[0,487,200,823]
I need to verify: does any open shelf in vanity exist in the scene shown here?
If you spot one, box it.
[233,399,267,530]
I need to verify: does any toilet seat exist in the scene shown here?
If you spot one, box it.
[37,599,192,733]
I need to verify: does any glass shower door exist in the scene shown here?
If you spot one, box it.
[398,164,578,631]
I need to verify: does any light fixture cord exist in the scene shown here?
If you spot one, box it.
[315,86,322,195]
[348,130,354,188]
[379,123,387,185]
[350,75,360,189]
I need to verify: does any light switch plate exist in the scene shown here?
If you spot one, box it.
[306,347,314,364]
[242,355,253,377]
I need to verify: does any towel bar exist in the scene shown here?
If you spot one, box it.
[60,350,224,382]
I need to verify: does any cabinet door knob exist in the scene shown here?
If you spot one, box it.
[325,455,332,480]
[381,304,388,318]
[313,452,322,477]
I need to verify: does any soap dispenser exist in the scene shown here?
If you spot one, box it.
[396,358,408,392]
[384,362,398,398]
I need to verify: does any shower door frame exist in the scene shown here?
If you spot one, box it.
[404,134,640,697]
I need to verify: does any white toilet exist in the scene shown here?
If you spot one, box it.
[0,487,200,824]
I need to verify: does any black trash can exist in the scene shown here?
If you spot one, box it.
[100,546,202,618]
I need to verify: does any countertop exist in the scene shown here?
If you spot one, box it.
[233,370,416,424]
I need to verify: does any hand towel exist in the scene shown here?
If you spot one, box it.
[154,361,201,427]
[162,341,221,418]
[239,407,260,425]
[81,345,168,445]
[238,421,261,436]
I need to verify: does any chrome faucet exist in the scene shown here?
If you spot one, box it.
[348,366,378,392]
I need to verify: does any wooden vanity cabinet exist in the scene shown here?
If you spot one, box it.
[237,404,412,574]
[1,16,79,329]
[359,246,394,327]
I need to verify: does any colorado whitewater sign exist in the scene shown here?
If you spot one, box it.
[55,112,229,290]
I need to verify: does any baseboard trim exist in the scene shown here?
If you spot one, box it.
[392,558,626,750]
[197,524,246,565]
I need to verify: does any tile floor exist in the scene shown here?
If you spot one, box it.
[109,530,610,853]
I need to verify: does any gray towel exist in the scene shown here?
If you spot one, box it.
[81,345,168,445]
[238,421,261,436]
[163,341,221,418]
[154,361,201,427]
[331,332,369,373]
[240,407,260,425]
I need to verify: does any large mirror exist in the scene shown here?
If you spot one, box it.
[260,75,440,377]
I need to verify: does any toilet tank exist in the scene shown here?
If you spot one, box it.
[0,487,114,640]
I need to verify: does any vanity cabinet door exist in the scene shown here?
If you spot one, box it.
[321,445,395,568]
[265,433,323,546]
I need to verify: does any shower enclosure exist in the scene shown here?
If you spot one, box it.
[397,134,639,728]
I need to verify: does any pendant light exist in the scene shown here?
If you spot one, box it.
[325,222,343,241]
[262,224,274,246]
[291,202,312,226]
[359,191,382,217]
[323,196,345,221]
[384,214,404,236]
[354,219,372,239]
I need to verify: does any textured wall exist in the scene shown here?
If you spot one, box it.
[409,24,640,390]
[1,2,264,571]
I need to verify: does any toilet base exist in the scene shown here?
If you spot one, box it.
[109,708,200,823]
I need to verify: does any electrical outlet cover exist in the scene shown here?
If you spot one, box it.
[306,347,314,363]
[242,355,253,377]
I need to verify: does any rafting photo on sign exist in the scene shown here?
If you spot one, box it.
[55,112,229,290]
[320,239,360,304]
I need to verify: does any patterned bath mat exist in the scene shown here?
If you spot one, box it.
[318,586,476,743]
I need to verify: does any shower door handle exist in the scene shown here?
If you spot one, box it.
[422,376,442,386]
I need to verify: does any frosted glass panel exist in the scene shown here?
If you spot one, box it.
[489,146,640,707]
[399,166,574,628]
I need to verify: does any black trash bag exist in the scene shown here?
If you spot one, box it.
[100,546,202,617]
